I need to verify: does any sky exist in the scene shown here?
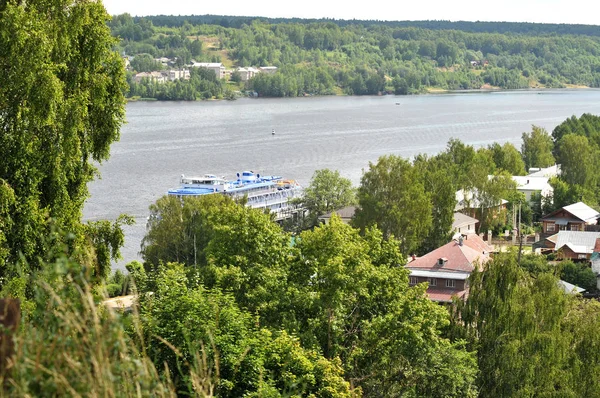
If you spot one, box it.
[101,0,600,25]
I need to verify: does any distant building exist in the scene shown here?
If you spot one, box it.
[167,69,190,81]
[452,212,478,235]
[512,175,553,204]
[238,67,260,82]
[259,66,278,74]
[192,62,225,79]
[526,165,559,178]
[133,71,166,84]
[318,206,356,225]
[538,231,600,260]
[540,202,599,234]
[154,57,173,67]
[406,234,492,303]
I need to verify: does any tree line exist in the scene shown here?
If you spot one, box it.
[111,14,600,99]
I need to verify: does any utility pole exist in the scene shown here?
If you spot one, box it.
[518,202,523,265]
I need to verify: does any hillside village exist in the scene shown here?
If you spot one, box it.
[127,55,278,85]
[320,163,600,303]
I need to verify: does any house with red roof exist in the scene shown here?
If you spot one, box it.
[406,234,492,303]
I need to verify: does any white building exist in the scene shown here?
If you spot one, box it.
[512,175,553,203]
[259,66,278,74]
[167,69,190,81]
[133,71,166,84]
[238,67,260,82]
[192,62,225,79]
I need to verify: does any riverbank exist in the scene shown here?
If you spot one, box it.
[125,86,597,102]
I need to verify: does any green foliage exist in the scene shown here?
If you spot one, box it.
[454,252,575,397]
[130,53,164,72]
[487,142,526,175]
[558,260,597,292]
[557,134,598,187]
[6,253,176,397]
[413,155,457,254]
[294,169,356,228]
[140,263,354,397]
[113,17,600,100]
[141,194,235,268]
[521,125,555,170]
[0,0,126,281]
[128,66,226,100]
[142,194,291,324]
[354,155,432,255]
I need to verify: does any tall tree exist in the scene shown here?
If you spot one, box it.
[353,155,432,255]
[289,217,477,396]
[488,142,526,175]
[0,0,126,279]
[295,168,356,227]
[521,125,555,170]
[557,134,599,189]
[414,155,457,254]
[454,252,574,397]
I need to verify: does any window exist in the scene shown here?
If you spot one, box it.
[570,224,581,231]
[445,279,456,288]
[409,276,418,285]
[428,278,437,287]
[547,223,555,232]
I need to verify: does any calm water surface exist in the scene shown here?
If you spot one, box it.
[83,90,600,268]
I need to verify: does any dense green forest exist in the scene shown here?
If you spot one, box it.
[110,14,600,100]
[3,1,600,396]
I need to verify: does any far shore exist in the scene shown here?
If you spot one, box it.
[125,86,598,102]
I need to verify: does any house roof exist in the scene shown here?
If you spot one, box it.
[543,202,599,223]
[512,176,551,192]
[192,62,224,68]
[427,289,468,303]
[563,202,599,222]
[527,165,559,178]
[318,206,357,220]
[558,280,585,294]
[409,270,470,280]
[550,231,600,253]
[594,238,600,253]
[406,234,491,273]
[452,212,479,230]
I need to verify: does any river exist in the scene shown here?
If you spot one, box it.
[83,90,600,269]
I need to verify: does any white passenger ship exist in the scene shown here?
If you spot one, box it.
[167,171,303,221]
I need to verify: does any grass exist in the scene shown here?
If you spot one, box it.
[1,278,217,397]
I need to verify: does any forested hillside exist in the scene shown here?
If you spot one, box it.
[110,14,600,99]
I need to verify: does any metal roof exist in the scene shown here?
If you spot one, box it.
[558,280,585,294]
[452,212,479,229]
[562,202,599,222]
[409,270,470,280]
[554,231,600,253]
